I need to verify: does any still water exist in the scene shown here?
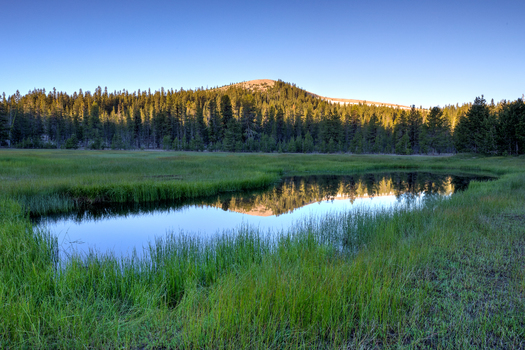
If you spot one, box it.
[34,172,492,257]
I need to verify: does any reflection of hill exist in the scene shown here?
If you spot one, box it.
[33,173,493,224]
[205,173,459,217]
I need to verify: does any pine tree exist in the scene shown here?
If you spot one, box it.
[453,114,472,153]
[353,127,364,154]
[327,138,336,153]
[407,107,422,153]
[206,98,220,148]
[366,113,380,152]
[320,109,342,145]
[460,96,497,154]
[275,107,285,142]
[223,118,241,152]
[172,137,181,151]
[295,135,303,153]
[0,94,8,146]
[240,95,257,141]
[422,107,451,154]
[181,134,188,151]
[161,135,172,150]
[396,132,411,155]
[373,127,385,153]
[65,134,79,149]
[260,134,270,153]
[394,111,411,154]
[220,94,233,140]
[497,99,525,155]
[10,105,23,146]
[303,132,314,153]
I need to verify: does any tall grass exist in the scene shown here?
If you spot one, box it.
[1,194,423,348]
[1,151,525,348]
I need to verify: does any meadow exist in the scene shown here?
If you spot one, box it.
[1,149,524,349]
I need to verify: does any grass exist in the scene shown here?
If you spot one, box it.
[0,150,505,215]
[1,149,525,348]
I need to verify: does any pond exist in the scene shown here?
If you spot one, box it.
[33,172,493,258]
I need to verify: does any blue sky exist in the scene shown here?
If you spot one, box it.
[2,0,524,107]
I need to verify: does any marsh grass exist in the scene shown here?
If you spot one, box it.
[0,150,503,215]
[1,150,525,348]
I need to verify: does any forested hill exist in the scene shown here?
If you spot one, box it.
[223,79,412,110]
[0,80,523,155]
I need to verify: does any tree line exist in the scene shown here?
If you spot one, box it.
[0,81,523,155]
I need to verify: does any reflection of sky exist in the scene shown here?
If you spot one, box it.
[40,194,419,258]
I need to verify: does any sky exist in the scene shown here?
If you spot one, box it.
[1,0,524,107]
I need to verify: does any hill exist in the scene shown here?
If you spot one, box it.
[225,79,411,110]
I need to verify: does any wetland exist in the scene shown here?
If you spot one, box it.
[2,150,524,349]
[34,172,493,258]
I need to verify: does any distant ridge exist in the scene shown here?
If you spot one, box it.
[225,79,411,110]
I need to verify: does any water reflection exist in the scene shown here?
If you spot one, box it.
[34,172,489,224]
[214,172,463,217]
[33,172,493,257]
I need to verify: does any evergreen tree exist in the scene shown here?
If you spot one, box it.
[497,99,525,155]
[366,113,380,152]
[161,135,172,150]
[65,134,79,149]
[88,102,101,141]
[320,109,342,145]
[275,107,285,142]
[327,138,336,153]
[453,114,472,153]
[206,98,220,147]
[458,96,497,154]
[260,134,270,153]
[303,132,314,153]
[172,137,181,151]
[407,107,423,153]
[223,118,242,152]
[220,94,233,140]
[0,95,8,146]
[181,134,188,151]
[394,111,411,154]
[422,107,451,154]
[10,106,23,145]
[373,127,385,153]
[194,133,205,151]
[240,95,257,141]
[396,132,411,155]
[354,127,364,154]
[295,135,303,153]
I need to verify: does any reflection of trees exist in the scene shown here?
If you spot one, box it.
[391,173,455,200]
[33,173,492,224]
[202,173,486,216]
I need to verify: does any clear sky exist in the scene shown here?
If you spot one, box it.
[2,0,523,107]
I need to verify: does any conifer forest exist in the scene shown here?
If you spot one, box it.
[1,80,524,155]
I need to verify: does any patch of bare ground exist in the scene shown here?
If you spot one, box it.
[221,79,276,92]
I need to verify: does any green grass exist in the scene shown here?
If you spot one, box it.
[1,149,525,348]
[0,149,508,215]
